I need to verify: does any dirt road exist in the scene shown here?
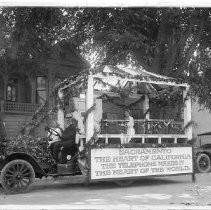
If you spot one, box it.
[1,173,211,209]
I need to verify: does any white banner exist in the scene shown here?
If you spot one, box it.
[90,147,193,180]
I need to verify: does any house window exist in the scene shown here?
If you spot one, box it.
[6,79,18,102]
[36,76,46,104]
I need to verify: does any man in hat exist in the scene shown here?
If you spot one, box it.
[52,107,85,163]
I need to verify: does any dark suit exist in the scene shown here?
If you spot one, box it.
[52,124,77,163]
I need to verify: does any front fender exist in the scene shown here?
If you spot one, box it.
[1,152,47,178]
[0,154,5,171]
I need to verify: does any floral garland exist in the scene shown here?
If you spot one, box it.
[53,70,88,94]
[83,103,96,121]
[20,103,58,136]
[87,142,192,149]
[95,77,138,98]
[90,66,185,86]
[184,120,197,130]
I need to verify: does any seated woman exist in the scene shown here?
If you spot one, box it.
[124,110,135,143]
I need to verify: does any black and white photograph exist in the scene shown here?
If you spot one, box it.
[0,1,211,209]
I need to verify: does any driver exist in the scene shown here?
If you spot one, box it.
[51,108,85,163]
[46,122,63,158]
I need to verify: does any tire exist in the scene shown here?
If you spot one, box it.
[114,180,134,187]
[196,153,211,173]
[0,159,35,194]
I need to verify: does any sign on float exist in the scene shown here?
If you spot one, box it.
[90,147,193,180]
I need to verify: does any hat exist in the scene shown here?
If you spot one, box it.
[66,113,73,118]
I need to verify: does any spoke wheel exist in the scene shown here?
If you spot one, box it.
[196,153,211,173]
[114,180,134,187]
[1,159,35,194]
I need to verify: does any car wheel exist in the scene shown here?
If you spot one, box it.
[196,153,211,173]
[114,180,134,187]
[1,159,35,194]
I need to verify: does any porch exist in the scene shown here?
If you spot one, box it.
[0,101,47,137]
[0,101,40,113]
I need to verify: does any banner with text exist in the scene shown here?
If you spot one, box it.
[90,147,193,180]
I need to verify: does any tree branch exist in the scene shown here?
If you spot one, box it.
[178,11,209,72]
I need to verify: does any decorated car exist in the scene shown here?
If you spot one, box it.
[0,65,195,194]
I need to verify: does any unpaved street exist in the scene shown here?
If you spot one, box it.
[1,173,211,209]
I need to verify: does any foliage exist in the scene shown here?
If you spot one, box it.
[5,135,55,165]
[69,8,211,109]
[71,8,209,71]
[1,7,211,108]
[1,8,68,58]
[0,7,79,77]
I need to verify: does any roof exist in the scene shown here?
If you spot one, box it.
[92,65,187,95]
[94,65,173,79]
[49,40,90,70]
[58,65,187,96]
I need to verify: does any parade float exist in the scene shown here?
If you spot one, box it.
[0,65,195,194]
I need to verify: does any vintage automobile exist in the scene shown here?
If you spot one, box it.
[195,131,211,173]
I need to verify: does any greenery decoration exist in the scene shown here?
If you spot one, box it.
[87,142,192,150]
[184,120,197,130]
[4,135,55,165]
[83,103,96,121]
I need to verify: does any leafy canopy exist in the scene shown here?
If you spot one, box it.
[1,7,211,108]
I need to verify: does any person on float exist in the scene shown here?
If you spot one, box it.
[66,107,85,136]
[66,107,85,152]
[124,109,135,143]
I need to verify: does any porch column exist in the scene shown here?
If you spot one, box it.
[85,74,94,143]
[0,100,4,112]
[143,94,149,120]
[48,69,55,109]
[57,89,65,130]
[30,77,36,104]
[3,75,8,101]
[183,86,192,140]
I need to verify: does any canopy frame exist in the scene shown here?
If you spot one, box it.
[57,66,192,144]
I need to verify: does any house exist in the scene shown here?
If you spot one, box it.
[0,40,89,137]
[192,99,211,142]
